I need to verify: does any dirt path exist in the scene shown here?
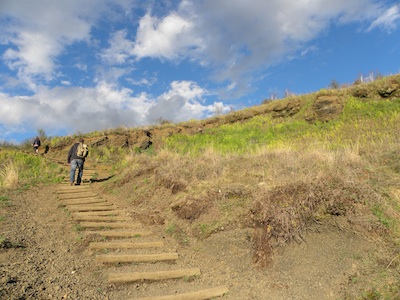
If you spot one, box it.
[0,163,385,299]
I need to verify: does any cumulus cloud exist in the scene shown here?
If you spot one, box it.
[147,81,210,123]
[132,13,194,60]
[127,0,391,86]
[101,29,135,64]
[2,0,396,90]
[0,80,227,142]
[0,0,107,89]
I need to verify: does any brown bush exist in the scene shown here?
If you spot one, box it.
[171,196,211,221]
[249,177,374,266]
[155,169,187,194]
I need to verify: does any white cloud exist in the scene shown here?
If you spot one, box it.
[101,29,135,64]
[146,80,217,123]
[0,80,223,141]
[126,77,157,86]
[132,12,194,60]
[368,5,400,32]
[128,0,391,86]
[61,80,71,86]
[0,0,107,89]
[2,0,396,92]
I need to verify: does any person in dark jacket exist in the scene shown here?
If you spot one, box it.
[32,136,41,155]
[67,138,88,186]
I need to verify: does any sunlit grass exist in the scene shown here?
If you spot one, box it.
[0,160,18,189]
[165,97,400,156]
[0,150,64,188]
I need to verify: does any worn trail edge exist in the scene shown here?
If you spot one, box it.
[57,163,229,299]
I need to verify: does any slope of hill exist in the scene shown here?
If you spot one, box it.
[2,74,400,299]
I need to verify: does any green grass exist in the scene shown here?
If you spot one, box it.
[165,223,189,245]
[0,195,11,206]
[0,149,64,187]
[372,205,392,228]
[165,97,400,155]
[73,224,83,232]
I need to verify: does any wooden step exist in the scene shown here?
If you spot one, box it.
[108,268,201,283]
[72,210,124,216]
[133,285,229,300]
[57,186,91,191]
[96,253,178,263]
[57,189,91,194]
[66,205,117,212]
[58,193,98,200]
[59,198,106,206]
[79,221,142,229]
[89,230,152,238]
[89,241,164,250]
[73,215,130,222]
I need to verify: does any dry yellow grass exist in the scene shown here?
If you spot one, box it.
[0,161,19,189]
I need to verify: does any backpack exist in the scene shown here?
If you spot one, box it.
[76,143,88,158]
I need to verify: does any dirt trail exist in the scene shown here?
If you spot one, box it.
[0,161,381,299]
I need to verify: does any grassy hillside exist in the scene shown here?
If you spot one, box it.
[1,74,400,299]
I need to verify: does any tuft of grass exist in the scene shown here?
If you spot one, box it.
[0,160,19,188]
[73,224,83,232]
[0,195,11,206]
[165,223,189,245]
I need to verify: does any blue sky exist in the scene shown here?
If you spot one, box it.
[1,0,400,144]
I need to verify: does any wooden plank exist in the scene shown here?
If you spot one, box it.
[58,193,98,200]
[133,286,229,300]
[108,268,201,283]
[59,198,106,206]
[72,210,124,216]
[57,189,91,194]
[73,215,130,222]
[89,230,152,238]
[96,253,178,263]
[57,187,91,192]
[89,241,164,250]
[79,221,141,229]
[66,205,117,212]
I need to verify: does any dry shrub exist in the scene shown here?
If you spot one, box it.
[153,149,223,193]
[155,169,187,194]
[134,210,166,226]
[249,176,376,267]
[0,161,19,189]
[114,154,157,187]
[171,195,211,221]
[247,146,377,267]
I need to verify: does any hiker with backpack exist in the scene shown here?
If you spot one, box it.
[32,136,41,155]
[67,138,88,186]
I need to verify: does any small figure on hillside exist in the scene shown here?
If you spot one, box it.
[67,138,89,186]
[32,136,41,155]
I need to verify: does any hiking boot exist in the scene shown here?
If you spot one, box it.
[70,182,74,186]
